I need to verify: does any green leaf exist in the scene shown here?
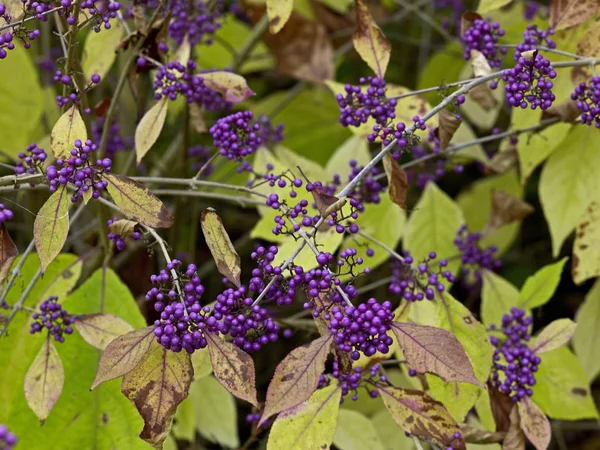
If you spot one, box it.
[573,279,600,382]
[1,265,150,449]
[50,105,87,160]
[191,347,212,380]
[267,0,293,33]
[81,20,124,80]
[370,409,416,450]
[0,45,44,158]
[426,375,482,423]
[73,313,134,350]
[572,197,600,284]
[334,409,385,450]
[135,97,168,164]
[417,42,465,106]
[404,182,464,276]
[539,126,600,256]
[190,376,240,448]
[477,0,513,13]
[325,135,371,181]
[319,0,352,13]
[533,347,599,420]
[481,270,520,328]
[267,382,342,450]
[33,188,71,273]
[456,169,523,255]
[518,258,567,309]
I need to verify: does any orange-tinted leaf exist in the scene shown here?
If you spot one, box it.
[518,397,551,450]
[550,0,600,31]
[34,187,71,273]
[91,325,156,389]
[74,313,135,350]
[436,109,462,150]
[24,336,64,423]
[122,339,193,447]
[0,223,18,284]
[206,332,259,407]
[391,322,481,385]
[201,72,255,103]
[383,154,408,209]
[200,208,241,287]
[105,173,174,228]
[260,333,334,426]
[353,0,391,78]
[377,385,465,449]
[483,189,534,235]
[531,319,577,354]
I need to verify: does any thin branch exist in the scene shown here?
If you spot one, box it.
[130,176,269,198]
[152,189,266,206]
[231,13,269,72]
[357,230,405,263]
[0,6,65,33]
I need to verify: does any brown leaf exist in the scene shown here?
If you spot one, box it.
[91,325,156,389]
[469,83,498,111]
[503,405,526,450]
[436,109,462,150]
[201,72,255,103]
[470,49,492,77]
[461,424,505,444]
[121,339,193,448]
[377,385,466,450]
[383,154,408,209]
[260,333,334,426]
[391,322,482,385]
[518,397,550,450]
[483,189,534,234]
[0,223,18,284]
[487,380,514,433]
[109,219,141,238]
[542,98,581,123]
[311,188,342,217]
[550,0,600,31]
[487,148,519,174]
[461,11,483,37]
[353,0,391,78]
[74,313,135,350]
[200,208,241,287]
[189,102,207,133]
[206,332,259,407]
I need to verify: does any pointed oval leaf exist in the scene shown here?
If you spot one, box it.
[105,173,174,228]
[82,19,124,80]
[573,198,600,284]
[0,223,18,284]
[532,318,577,354]
[51,105,87,160]
[573,280,600,381]
[91,325,156,389]
[267,382,342,450]
[382,154,408,209]
[74,313,135,350]
[121,339,193,447]
[377,385,465,450]
[334,409,386,450]
[436,109,462,150]
[135,97,168,164]
[24,336,64,422]
[518,258,568,309]
[260,333,334,426]
[200,208,241,287]
[34,187,71,273]
[205,332,259,407]
[266,0,293,33]
[391,322,481,385]
[518,397,551,450]
[201,72,255,103]
[353,0,391,78]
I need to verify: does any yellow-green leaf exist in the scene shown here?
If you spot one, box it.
[24,336,64,422]
[573,280,600,382]
[191,346,213,380]
[267,0,294,33]
[477,0,513,13]
[135,97,168,164]
[200,208,241,287]
[82,20,124,80]
[51,105,87,160]
[481,270,520,327]
[572,198,600,284]
[370,409,415,450]
[518,258,567,309]
[325,135,371,181]
[334,409,385,450]
[73,313,134,350]
[34,187,71,273]
[201,71,255,103]
[426,375,482,423]
[353,0,391,78]
[532,318,576,354]
[121,339,193,447]
[105,173,174,228]
[267,382,342,450]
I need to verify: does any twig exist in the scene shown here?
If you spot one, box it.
[0,6,65,33]
[231,13,269,72]
[412,436,425,450]
[130,176,269,198]
[357,230,405,263]
[152,189,266,206]
[193,152,219,180]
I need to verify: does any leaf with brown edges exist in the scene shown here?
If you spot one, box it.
[260,333,334,426]
[353,0,391,78]
[200,208,241,287]
[74,313,135,350]
[311,188,342,217]
[383,154,408,209]
[518,397,551,450]
[550,0,600,31]
[201,72,255,103]
[0,223,18,284]
[206,332,259,407]
[436,109,462,150]
[121,339,193,448]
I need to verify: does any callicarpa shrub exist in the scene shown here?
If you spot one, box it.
[0,1,599,450]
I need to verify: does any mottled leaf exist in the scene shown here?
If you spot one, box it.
[550,0,600,31]
[135,97,168,164]
[334,409,385,450]
[105,173,174,228]
[205,332,259,407]
[518,397,551,450]
[353,0,391,78]
[573,280,600,381]
[201,71,255,103]
[74,313,135,350]
[261,333,333,426]
[82,20,123,80]
[573,198,600,284]
[121,339,193,447]
[200,208,241,287]
[436,109,462,150]
[460,425,505,444]
[391,322,480,385]
[382,154,408,209]
[532,319,576,354]
[518,258,567,309]
[573,22,600,82]
[51,105,87,160]
[483,190,534,235]
[91,325,156,389]
[311,188,343,217]
[24,336,64,422]
[267,382,341,450]
[377,385,465,449]
[267,0,293,33]
[0,224,18,284]
[34,187,71,273]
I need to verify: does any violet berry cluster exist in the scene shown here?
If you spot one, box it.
[0,204,13,223]
[571,76,600,127]
[490,308,540,402]
[54,71,101,109]
[107,217,141,251]
[46,139,112,203]
[514,25,556,60]
[0,3,43,60]
[75,0,121,32]
[92,117,131,158]
[0,424,17,450]
[499,51,557,110]
[15,143,47,177]
[462,19,506,68]
[188,145,214,175]
[331,160,386,205]
[434,0,463,30]
[454,224,501,282]
[255,114,284,148]
[29,296,74,343]
[318,359,387,402]
[167,0,233,45]
[210,111,262,162]
[389,251,456,301]
[249,245,298,306]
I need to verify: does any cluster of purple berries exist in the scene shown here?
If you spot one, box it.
[514,25,556,60]
[318,359,387,402]
[249,245,298,306]
[29,296,74,343]
[571,76,600,127]
[15,143,47,176]
[389,251,456,301]
[524,1,543,20]
[210,111,262,162]
[107,217,141,251]
[188,145,214,175]
[167,0,231,45]
[255,114,284,148]
[490,308,540,402]
[331,160,385,205]
[326,298,394,360]
[0,204,13,223]
[55,72,101,108]
[46,139,112,203]
[434,0,463,30]
[76,0,120,32]
[462,19,507,68]
[0,424,17,450]
[500,52,557,110]
[92,117,131,158]
[454,225,501,282]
